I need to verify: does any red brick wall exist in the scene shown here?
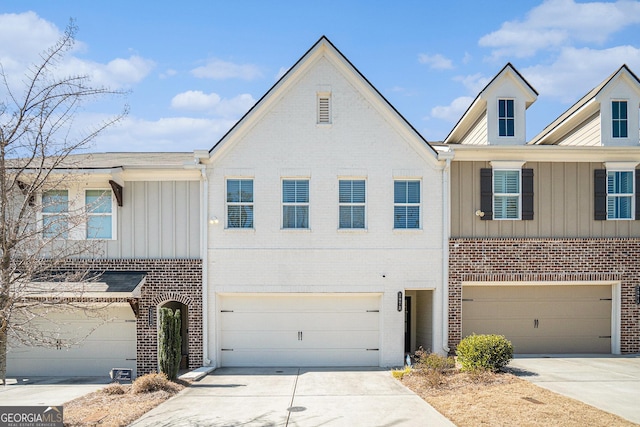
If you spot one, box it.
[60,259,202,375]
[449,238,640,354]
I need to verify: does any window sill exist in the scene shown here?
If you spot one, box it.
[392,228,422,233]
[281,228,311,232]
[338,228,367,233]
[224,227,256,233]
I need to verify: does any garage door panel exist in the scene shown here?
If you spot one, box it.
[219,294,380,367]
[462,285,612,354]
[220,349,380,367]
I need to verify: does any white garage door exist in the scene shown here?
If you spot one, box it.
[7,305,137,377]
[462,285,612,354]
[219,294,380,367]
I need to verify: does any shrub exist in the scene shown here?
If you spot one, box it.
[132,372,181,394]
[456,334,513,372]
[102,382,128,395]
[391,366,411,380]
[158,307,182,381]
[414,348,456,373]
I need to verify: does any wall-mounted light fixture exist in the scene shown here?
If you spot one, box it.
[209,216,219,225]
[397,291,403,312]
[636,285,640,305]
[475,210,485,218]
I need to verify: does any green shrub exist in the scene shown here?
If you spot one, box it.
[456,334,513,372]
[158,307,181,381]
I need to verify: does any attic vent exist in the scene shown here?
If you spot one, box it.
[318,95,331,124]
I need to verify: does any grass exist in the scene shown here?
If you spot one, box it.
[63,373,186,427]
[399,360,637,427]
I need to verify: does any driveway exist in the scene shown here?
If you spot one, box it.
[509,355,640,424]
[130,367,455,427]
[0,376,110,406]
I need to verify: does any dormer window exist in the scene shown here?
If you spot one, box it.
[612,100,628,138]
[498,99,515,137]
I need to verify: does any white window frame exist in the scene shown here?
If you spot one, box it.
[338,179,366,229]
[282,179,310,229]
[225,178,254,229]
[393,179,421,229]
[497,98,515,137]
[85,189,115,240]
[612,100,628,139]
[606,170,634,220]
[491,161,525,221]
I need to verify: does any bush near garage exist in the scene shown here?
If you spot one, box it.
[456,334,513,372]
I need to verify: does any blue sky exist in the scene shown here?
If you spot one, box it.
[1,1,640,152]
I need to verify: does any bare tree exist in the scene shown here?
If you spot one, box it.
[0,21,127,383]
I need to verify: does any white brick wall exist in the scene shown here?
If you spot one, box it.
[206,51,445,367]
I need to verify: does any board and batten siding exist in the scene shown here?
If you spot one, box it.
[105,180,200,258]
[451,161,640,238]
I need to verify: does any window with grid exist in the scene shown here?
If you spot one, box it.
[394,180,420,229]
[612,101,628,138]
[498,99,515,137]
[607,170,633,219]
[86,189,113,239]
[283,179,309,229]
[493,170,520,219]
[339,180,365,229]
[227,179,254,228]
[42,189,69,238]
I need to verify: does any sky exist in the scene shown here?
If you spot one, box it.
[1,0,640,152]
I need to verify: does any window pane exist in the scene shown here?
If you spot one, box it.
[352,206,365,228]
[87,215,112,239]
[407,181,420,203]
[43,215,68,238]
[494,170,519,193]
[394,206,407,229]
[339,206,351,228]
[283,181,296,203]
[406,206,420,228]
[506,99,514,117]
[608,195,632,219]
[240,180,253,203]
[227,180,240,202]
[394,181,406,203]
[494,195,519,219]
[43,190,68,213]
[283,205,296,228]
[352,180,365,203]
[499,119,506,136]
[339,181,351,203]
[86,190,112,214]
[506,119,514,137]
[283,180,308,203]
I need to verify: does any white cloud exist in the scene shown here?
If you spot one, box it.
[191,59,262,80]
[0,12,155,90]
[523,45,640,102]
[275,66,289,81]
[418,53,454,70]
[91,115,239,152]
[480,0,640,59]
[171,91,256,117]
[431,96,475,123]
[453,73,491,94]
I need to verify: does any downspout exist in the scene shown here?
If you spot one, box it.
[439,151,453,354]
[199,164,210,366]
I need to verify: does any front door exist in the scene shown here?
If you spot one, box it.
[404,296,411,353]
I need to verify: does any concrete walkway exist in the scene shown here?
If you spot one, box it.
[131,367,455,427]
[509,355,640,425]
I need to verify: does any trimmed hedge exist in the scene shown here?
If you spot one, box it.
[456,334,513,372]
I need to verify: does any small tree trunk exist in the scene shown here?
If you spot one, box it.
[0,320,7,385]
[158,307,181,381]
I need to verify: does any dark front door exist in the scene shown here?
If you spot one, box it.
[404,296,411,353]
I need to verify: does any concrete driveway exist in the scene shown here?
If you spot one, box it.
[130,367,455,427]
[0,376,110,406]
[509,355,640,424]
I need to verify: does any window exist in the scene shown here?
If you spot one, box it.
[607,171,633,219]
[339,180,365,229]
[283,180,309,229]
[394,180,420,229]
[493,170,520,219]
[85,190,113,239]
[612,101,628,138]
[42,190,68,238]
[318,95,331,124]
[226,179,254,228]
[498,99,515,137]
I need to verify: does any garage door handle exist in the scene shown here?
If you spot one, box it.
[298,331,303,341]
[534,319,539,328]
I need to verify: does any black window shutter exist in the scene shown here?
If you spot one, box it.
[636,169,640,220]
[594,169,607,220]
[521,168,534,220]
[480,168,493,220]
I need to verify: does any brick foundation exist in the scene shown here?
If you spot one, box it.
[449,238,640,354]
[60,259,203,375]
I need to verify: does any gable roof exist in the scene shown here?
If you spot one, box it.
[207,36,438,159]
[530,64,640,145]
[443,63,538,144]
